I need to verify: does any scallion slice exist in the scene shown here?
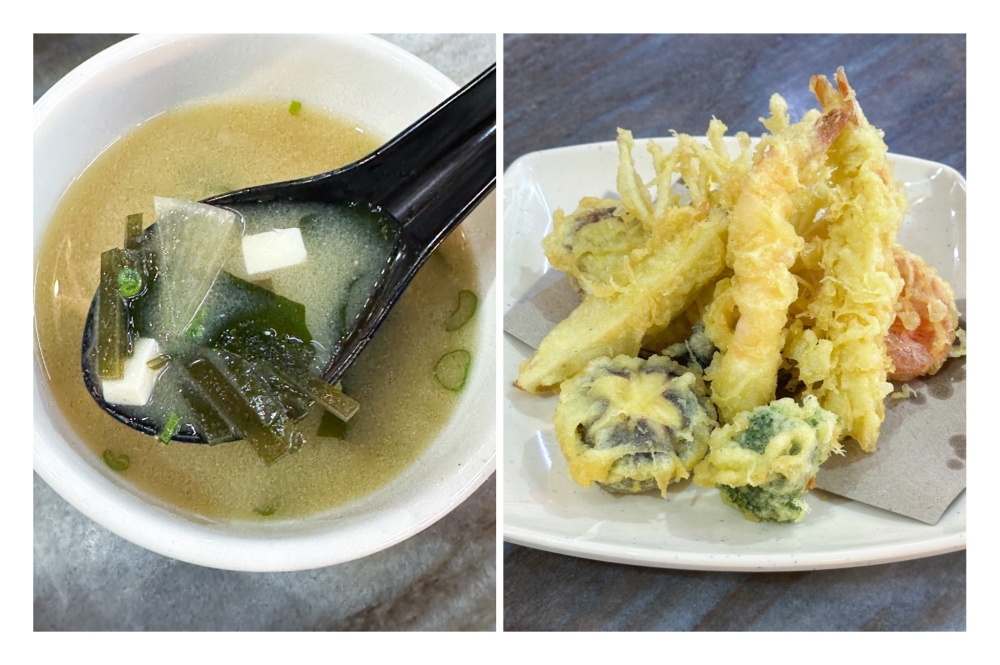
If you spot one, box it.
[102,450,130,471]
[434,349,471,391]
[158,412,181,444]
[444,290,477,331]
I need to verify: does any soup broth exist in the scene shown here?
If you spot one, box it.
[35,101,478,520]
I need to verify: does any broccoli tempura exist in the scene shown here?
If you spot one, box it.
[693,396,841,522]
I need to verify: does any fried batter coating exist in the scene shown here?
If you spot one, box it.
[516,207,728,393]
[887,245,960,381]
[784,69,905,451]
[693,396,841,522]
[517,122,754,393]
[705,96,854,423]
[554,355,718,496]
[541,198,650,298]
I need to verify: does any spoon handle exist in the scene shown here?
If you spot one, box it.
[311,64,495,246]
[375,64,496,248]
[319,66,496,384]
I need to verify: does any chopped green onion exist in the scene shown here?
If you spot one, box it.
[254,505,276,517]
[444,290,477,331]
[289,100,302,116]
[118,266,142,298]
[158,412,181,444]
[102,450,130,471]
[124,213,143,250]
[434,349,471,391]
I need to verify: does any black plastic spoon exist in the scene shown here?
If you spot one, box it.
[82,64,495,442]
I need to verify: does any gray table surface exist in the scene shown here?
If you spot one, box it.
[33,33,497,632]
[502,33,965,631]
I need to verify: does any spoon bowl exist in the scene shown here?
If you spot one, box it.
[81,64,496,442]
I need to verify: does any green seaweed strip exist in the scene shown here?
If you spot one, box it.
[97,249,126,379]
[306,376,360,421]
[317,411,348,439]
[124,213,143,250]
[262,367,313,422]
[444,290,477,331]
[175,367,235,445]
[434,349,471,391]
[102,450,130,471]
[270,368,359,422]
[185,356,301,464]
[250,278,274,292]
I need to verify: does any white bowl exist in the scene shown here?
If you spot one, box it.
[33,34,496,572]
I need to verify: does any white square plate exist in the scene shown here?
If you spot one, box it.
[502,138,966,571]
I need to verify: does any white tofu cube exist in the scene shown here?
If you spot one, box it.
[101,338,163,407]
[242,227,307,275]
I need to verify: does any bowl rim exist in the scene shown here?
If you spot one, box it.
[33,33,496,572]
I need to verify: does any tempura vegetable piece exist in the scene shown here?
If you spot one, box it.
[886,245,959,381]
[616,129,655,224]
[693,396,841,522]
[517,208,728,393]
[153,197,238,337]
[661,323,717,374]
[542,198,650,297]
[705,97,854,422]
[554,355,718,496]
[784,69,905,451]
[648,118,754,216]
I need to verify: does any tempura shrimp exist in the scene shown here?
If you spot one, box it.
[706,96,853,423]
[886,245,960,381]
[786,68,906,452]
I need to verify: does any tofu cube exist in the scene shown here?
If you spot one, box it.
[101,338,163,407]
[242,227,307,275]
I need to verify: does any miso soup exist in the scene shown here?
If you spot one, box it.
[34,100,479,520]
